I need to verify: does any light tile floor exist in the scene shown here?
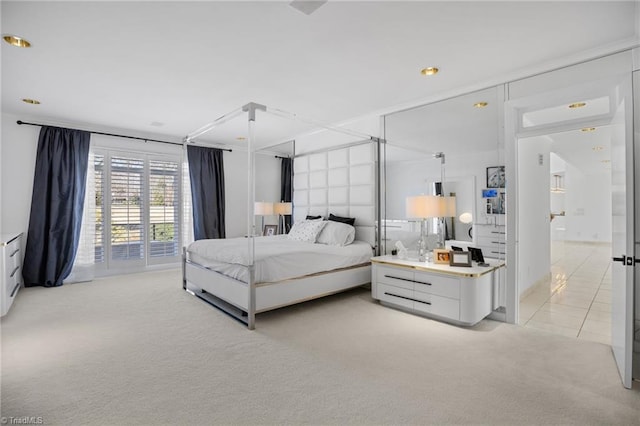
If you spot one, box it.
[519,241,612,345]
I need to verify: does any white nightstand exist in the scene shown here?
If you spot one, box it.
[371,255,504,326]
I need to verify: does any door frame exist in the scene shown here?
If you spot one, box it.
[504,74,635,388]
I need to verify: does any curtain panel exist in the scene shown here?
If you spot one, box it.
[280,157,293,233]
[187,145,225,240]
[23,126,91,287]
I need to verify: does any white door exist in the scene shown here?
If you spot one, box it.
[610,75,635,389]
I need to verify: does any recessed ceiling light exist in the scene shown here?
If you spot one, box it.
[473,102,488,108]
[601,159,611,163]
[592,146,604,151]
[22,98,40,105]
[3,34,31,48]
[236,136,246,141]
[581,127,596,132]
[568,102,586,109]
[420,67,439,76]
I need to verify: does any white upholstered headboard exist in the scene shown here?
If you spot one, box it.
[293,142,377,248]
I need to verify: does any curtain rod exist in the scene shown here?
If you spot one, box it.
[16,120,233,152]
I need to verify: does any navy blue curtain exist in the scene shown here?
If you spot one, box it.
[187,145,225,240]
[23,126,91,287]
[280,158,293,232]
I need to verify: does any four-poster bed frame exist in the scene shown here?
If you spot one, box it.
[182,102,382,329]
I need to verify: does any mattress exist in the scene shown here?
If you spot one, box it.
[187,235,373,284]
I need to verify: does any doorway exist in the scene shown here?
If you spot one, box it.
[517,127,613,345]
[505,73,636,388]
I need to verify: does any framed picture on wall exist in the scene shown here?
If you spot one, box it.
[486,166,505,188]
[263,225,278,236]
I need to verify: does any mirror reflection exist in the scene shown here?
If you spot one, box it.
[382,86,503,263]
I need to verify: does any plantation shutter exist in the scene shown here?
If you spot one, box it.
[149,159,180,258]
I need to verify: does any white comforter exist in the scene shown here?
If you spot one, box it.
[187,235,373,284]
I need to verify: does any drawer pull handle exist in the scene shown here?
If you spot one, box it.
[10,282,20,297]
[384,292,430,305]
[384,275,432,286]
[384,275,414,283]
[10,248,19,257]
[10,266,19,278]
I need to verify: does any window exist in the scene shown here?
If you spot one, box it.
[149,160,179,259]
[93,150,181,272]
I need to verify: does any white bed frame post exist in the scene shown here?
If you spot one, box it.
[243,102,266,330]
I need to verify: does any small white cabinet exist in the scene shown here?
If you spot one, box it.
[474,224,506,309]
[1,233,23,317]
[474,224,506,258]
[371,255,503,326]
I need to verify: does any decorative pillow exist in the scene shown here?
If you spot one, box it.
[329,213,356,226]
[287,220,327,243]
[306,215,323,220]
[316,221,355,246]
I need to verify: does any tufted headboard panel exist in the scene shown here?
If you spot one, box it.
[293,142,377,248]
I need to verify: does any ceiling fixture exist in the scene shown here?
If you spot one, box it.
[22,98,40,105]
[3,34,31,48]
[420,67,439,76]
[581,127,596,132]
[601,159,611,163]
[236,136,246,141]
[473,102,488,108]
[289,0,327,15]
[592,146,604,151]
[568,102,586,109]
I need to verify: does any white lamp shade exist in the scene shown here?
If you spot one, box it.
[254,201,274,216]
[274,202,292,215]
[406,195,456,219]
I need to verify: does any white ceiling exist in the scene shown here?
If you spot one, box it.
[1,1,638,151]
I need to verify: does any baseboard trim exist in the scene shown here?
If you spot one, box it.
[519,272,552,301]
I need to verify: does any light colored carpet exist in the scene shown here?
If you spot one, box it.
[1,269,638,425]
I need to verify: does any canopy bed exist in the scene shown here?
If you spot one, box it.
[182,102,381,329]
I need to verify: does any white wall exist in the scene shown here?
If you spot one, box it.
[294,115,381,154]
[563,163,611,243]
[1,114,39,238]
[518,136,551,296]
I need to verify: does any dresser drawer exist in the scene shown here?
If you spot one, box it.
[413,271,460,299]
[475,225,505,238]
[377,283,414,310]
[477,245,506,258]
[4,238,20,271]
[412,292,460,320]
[376,265,414,290]
[476,235,505,247]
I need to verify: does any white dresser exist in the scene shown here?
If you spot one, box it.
[1,233,23,317]
[371,255,504,326]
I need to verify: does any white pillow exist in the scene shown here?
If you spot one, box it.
[287,220,327,243]
[316,220,355,246]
